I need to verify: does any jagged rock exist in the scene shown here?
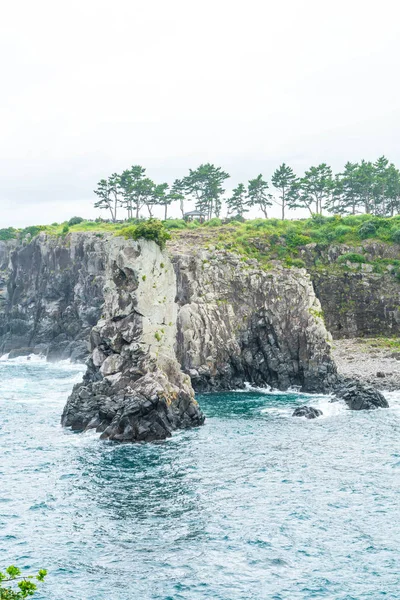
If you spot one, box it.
[334,381,389,410]
[61,238,205,441]
[0,233,342,442]
[0,233,106,359]
[7,346,37,358]
[173,249,337,393]
[292,406,323,419]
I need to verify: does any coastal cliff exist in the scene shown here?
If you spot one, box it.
[0,232,338,440]
[0,234,106,360]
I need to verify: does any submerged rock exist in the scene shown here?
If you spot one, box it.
[292,405,323,419]
[334,381,389,410]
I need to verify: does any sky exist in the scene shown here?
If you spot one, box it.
[1,0,400,226]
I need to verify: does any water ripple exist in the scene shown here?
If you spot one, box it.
[0,358,399,599]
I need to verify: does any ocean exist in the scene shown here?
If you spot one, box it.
[0,356,399,599]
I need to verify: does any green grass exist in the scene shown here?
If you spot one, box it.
[2,214,400,273]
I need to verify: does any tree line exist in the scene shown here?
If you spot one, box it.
[94,157,400,221]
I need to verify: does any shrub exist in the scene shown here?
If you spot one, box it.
[332,225,353,239]
[68,216,84,226]
[0,565,47,598]
[391,229,400,244]
[284,231,312,247]
[20,226,44,238]
[358,221,377,239]
[342,214,370,226]
[0,227,17,241]
[163,219,186,230]
[337,252,366,264]
[186,221,200,229]
[123,219,171,249]
[310,214,328,226]
[204,218,222,227]
[62,224,69,234]
[286,257,306,268]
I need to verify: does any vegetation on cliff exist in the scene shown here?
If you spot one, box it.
[91,156,400,222]
[2,213,400,273]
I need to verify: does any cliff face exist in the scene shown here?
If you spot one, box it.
[0,232,338,441]
[173,249,336,393]
[61,237,204,441]
[0,234,106,360]
[299,242,400,339]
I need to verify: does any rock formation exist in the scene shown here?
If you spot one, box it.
[61,237,204,441]
[292,406,323,419]
[0,231,362,441]
[334,380,389,410]
[0,234,106,360]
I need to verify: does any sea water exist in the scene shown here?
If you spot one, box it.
[0,356,399,599]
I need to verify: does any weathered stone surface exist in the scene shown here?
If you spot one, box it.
[0,233,106,360]
[334,380,389,410]
[292,406,323,419]
[173,249,337,393]
[299,242,400,339]
[0,233,356,441]
[61,238,205,441]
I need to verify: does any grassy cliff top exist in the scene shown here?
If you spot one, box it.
[2,214,400,272]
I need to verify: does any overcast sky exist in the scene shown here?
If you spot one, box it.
[1,0,400,226]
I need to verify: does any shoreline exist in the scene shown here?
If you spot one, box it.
[332,338,400,392]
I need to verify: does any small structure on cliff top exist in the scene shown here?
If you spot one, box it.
[183,210,206,222]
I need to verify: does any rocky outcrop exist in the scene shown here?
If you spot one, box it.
[334,380,389,410]
[0,232,342,441]
[61,238,204,441]
[292,406,323,419]
[173,249,337,393]
[299,242,400,339]
[0,233,106,360]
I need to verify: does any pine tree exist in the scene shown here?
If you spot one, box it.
[297,164,333,214]
[94,178,118,222]
[247,175,272,218]
[271,163,298,220]
[182,164,230,220]
[226,183,248,217]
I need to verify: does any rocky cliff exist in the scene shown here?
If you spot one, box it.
[299,242,400,338]
[0,232,338,440]
[0,233,106,360]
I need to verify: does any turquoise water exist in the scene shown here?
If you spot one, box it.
[0,357,399,600]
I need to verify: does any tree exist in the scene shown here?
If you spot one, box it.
[247,175,272,218]
[170,179,187,217]
[182,163,230,220]
[373,155,389,215]
[271,163,298,220]
[296,164,333,215]
[137,178,157,218]
[0,565,47,599]
[386,163,400,216]
[108,173,121,220]
[119,166,148,219]
[331,162,360,215]
[226,183,248,217]
[94,179,117,222]
[356,160,375,214]
[152,183,170,220]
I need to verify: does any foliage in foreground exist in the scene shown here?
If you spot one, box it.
[0,566,47,599]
